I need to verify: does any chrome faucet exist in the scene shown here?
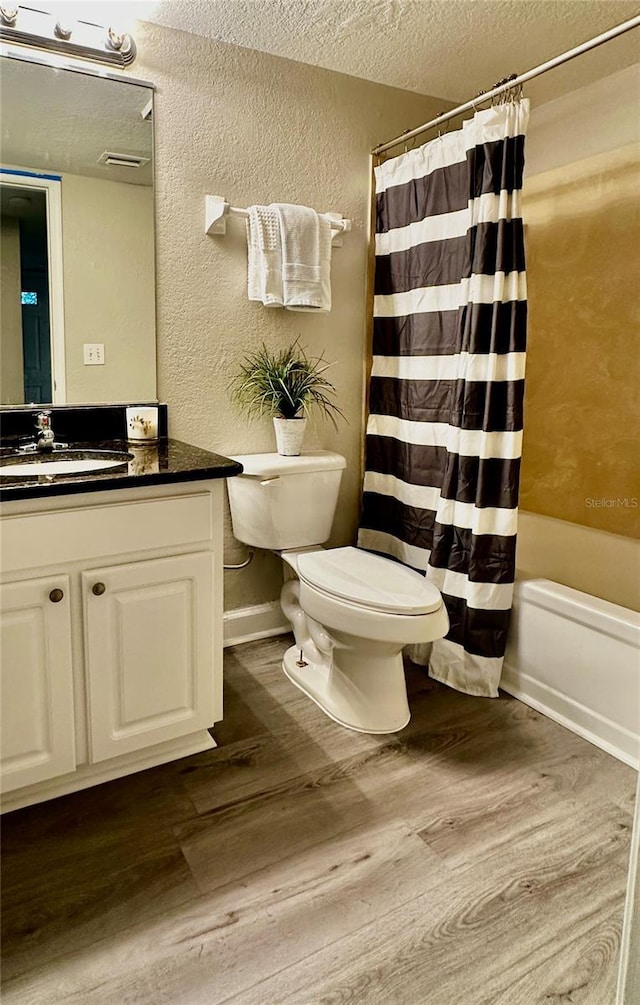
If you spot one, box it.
[35,411,56,452]
[15,411,69,454]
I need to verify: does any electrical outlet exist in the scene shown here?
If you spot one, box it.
[83,343,105,365]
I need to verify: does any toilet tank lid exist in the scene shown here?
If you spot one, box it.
[297,546,443,615]
[231,450,346,478]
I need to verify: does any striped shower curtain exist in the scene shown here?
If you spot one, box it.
[358,100,529,698]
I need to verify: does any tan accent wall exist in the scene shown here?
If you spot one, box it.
[0,217,23,403]
[61,173,156,403]
[517,66,639,611]
[521,144,640,541]
[132,21,447,611]
[516,511,640,612]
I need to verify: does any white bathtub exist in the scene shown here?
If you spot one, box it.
[502,578,640,768]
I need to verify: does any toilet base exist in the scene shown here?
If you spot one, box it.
[282,642,411,734]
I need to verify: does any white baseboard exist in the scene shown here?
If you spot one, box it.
[223,601,290,648]
[501,662,639,770]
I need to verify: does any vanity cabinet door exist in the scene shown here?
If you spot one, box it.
[83,553,214,763]
[0,576,76,793]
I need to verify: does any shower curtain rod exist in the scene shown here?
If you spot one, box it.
[372,14,640,157]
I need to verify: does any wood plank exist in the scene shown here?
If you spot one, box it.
[0,822,441,1004]
[0,636,635,1005]
[178,722,382,816]
[180,684,384,816]
[417,779,633,871]
[219,810,630,1005]
[1,762,199,982]
[480,904,624,1005]
[174,749,393,892]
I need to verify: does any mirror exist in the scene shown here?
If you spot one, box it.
[0,54,156,406]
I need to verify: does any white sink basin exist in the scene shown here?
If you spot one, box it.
[0,451,131,477]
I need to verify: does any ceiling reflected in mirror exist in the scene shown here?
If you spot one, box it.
[1,56,152,185]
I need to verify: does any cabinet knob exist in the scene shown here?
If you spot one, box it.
[49,588,64,603]
[92,582,106,596]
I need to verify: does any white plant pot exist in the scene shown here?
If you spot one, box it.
[273,417,307,456]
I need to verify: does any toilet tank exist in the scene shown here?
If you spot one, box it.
[227,451,346,550]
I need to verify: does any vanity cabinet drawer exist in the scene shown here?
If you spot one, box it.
[2,492,213,573]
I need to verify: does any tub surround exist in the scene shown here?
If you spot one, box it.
[518,69,640,614]
[516,510,640,613]
[522,143,639,541]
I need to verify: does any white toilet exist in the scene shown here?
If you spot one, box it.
[227,450,449,733]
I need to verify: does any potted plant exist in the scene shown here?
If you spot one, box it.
[232,340,344,455]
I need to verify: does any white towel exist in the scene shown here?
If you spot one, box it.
[275,203,332,312]
[246,205,283,307]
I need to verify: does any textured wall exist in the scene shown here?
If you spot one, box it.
[62,173,156,404]
[132,21,444,610]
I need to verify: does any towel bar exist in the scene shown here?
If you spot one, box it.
[205,195,351,246]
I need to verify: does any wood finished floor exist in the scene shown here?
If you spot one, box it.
[1,635,636,1004]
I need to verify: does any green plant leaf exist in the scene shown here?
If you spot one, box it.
[231,339,346,427]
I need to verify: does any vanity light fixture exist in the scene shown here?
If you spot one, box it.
[106,26,125,52]
[0,4,136,66]
[0,6,18,26]
[53,17,73,41]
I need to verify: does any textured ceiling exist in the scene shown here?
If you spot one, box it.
[0,58,153,185]
[143,0,640,105]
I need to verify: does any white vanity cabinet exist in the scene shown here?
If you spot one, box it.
[0,479,224,811]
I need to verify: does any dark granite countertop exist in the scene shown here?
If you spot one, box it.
[0,438,243,502]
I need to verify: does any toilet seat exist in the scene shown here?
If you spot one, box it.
[296,546,442,616]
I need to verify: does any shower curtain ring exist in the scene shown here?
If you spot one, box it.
[471,89,485,114]
[506,73,519,103]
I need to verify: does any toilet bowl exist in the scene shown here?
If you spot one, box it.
[226,451,449,733]
[280,546,449,732]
